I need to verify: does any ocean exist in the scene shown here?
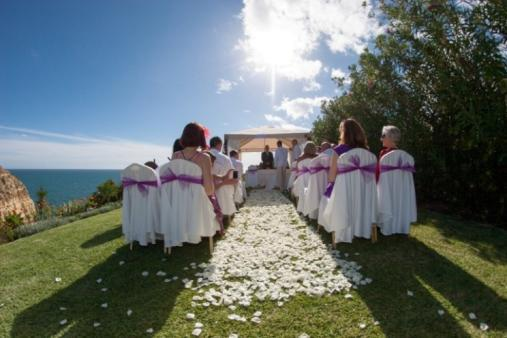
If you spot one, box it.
[9,169,121,206]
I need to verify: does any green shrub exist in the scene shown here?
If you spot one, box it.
[93,179,121,206]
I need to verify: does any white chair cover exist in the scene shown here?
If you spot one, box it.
[287,161,298,191]
[377,150,417,235]
[292,159,312,214]
[121,163,160,246]
[322,148,378,243]
[234,180,245,204]
[303,154,330,219]
[159,160,220,249]
[245,166,259,188]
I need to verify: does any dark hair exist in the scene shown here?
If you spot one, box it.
[209,136,222,148]
[172,138,184,153]
[144,160,158,170]
[229,150,238,158]
[277,140,282,147]
[340,118,368,149]
[180,123,207,149]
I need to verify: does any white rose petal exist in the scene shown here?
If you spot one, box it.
[195,322,203,328]
[186,313,195,320]
[101,303,108,308]
[229,334,239,338]
[59,306,67,311]
[93,322,101,328]
[119,261,125,266]
[253,311,262,317]
[60,319,67,325]
[96,278,102,284]
[251,317,261,324]
[344,293,353,299]
[438,309,444,316]
[359,323,366,329]
[55,277,62,283]
[127,309,133,316]
[146,328,154,333]
[298,334,310,338]
[469,312,477,320]
[407,290,414,297]
[101,288,108,292]
[479,323,489,331]
[142,271,149,277]
[192,328,202,336]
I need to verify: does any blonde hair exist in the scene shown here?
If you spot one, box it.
[303,142,317,156]
[382,125,401,144]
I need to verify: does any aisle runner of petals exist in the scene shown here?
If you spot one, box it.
[190,190,371,309]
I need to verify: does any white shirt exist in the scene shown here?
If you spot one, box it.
[274,147,288,168]
[231,158,244,174]
[210,148,234,177]
[291,145,302,163]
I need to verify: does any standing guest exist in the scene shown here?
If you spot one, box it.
[296,142,318,164]
[230,150,246,204]
[290,139,302,165]
[274,140,289,190]
[325,118,369,197]
[376,125,401,182]
[209,136,237,218]
[261,145,274,169]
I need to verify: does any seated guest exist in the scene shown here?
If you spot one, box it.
[209,136,237,217]
[144,159,158,170]
[261,145,274,169]
[296,142,318,164]
[171,123,224,231]
[325,118,369,197]
[376,125,401,182]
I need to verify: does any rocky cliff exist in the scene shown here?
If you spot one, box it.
[0,166,36,224]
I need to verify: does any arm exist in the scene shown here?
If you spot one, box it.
[328,152,338,183]
[201,154,215,196]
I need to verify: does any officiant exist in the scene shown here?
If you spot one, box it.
[261,145,274,169]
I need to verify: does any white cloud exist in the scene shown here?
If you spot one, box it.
[275,96,329,120]
[0,126,170,169]
[331,67,351,84]
[216,78,237,94]
[238,0,381,82]
[264,114,307,130]
[303,80,321,92]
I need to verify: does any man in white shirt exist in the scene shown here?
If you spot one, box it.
[290,139,302,165]
[209,136,237,217]
[229,150,245,204]
[274,140,289,190]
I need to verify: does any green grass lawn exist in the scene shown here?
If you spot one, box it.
[0,197,506,337]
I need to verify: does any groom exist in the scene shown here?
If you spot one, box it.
[209,136,237,219]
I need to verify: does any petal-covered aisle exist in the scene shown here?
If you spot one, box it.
[185,190,371,334]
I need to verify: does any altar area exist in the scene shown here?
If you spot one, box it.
[224,126,309,190]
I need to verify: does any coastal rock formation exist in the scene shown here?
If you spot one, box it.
[0,166,36,224]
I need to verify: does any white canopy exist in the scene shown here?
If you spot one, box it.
[224,126,310,154]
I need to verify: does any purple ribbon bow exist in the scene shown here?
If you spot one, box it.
[309,166,329,174]
[297,167,310,177]
[337,155,376,182]
[160,169,203,190]
[380,157,416,174]
[122,177,159,196]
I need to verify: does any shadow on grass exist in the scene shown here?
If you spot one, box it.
[307,217,507,337]
[80,226,122,249]
[10,229,218,337]
[419,210,507,264]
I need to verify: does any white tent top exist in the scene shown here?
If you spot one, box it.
[224,125,310,153]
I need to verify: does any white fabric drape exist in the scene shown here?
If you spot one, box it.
[159,160,220,249]
[377,150,417,235]
[322,149,378,243]
[303,154,330,219]
[121,164,160,246]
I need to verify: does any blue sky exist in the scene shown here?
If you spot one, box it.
[0,0,381,168]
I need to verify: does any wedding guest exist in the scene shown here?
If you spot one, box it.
[229,150,244,175]
[274,140,289,190]
[209,136,237,217]
[261,145,274,169]
[172,138,184,154]
[229,150,245,204]
[325,118,369,196]
[296,142,318,164]
[290,139,302,165]
[376,125,401,182]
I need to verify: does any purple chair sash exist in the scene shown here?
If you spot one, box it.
[380,157,415,174]
[309,166,329,174]
[160,168,203,190]
[297,167,310,177]
[291,167,298,173]
[337,155,376,182]
[122,178,159,196]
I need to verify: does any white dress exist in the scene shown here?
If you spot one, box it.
[322,148,378,243]
[159,159,220,249]
[210,149,237,215]
[377,150,417,235]
[287,161,298,191]
[121,163,160,246]
[231,158,245,204]
[303,153,330,219]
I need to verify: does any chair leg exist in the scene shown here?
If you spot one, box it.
[164,246,171,255]
[130,242,133,251]
[331,231,336,250]
[209,236,214,254]
[371,224,378,243]
[317,223,320,233]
